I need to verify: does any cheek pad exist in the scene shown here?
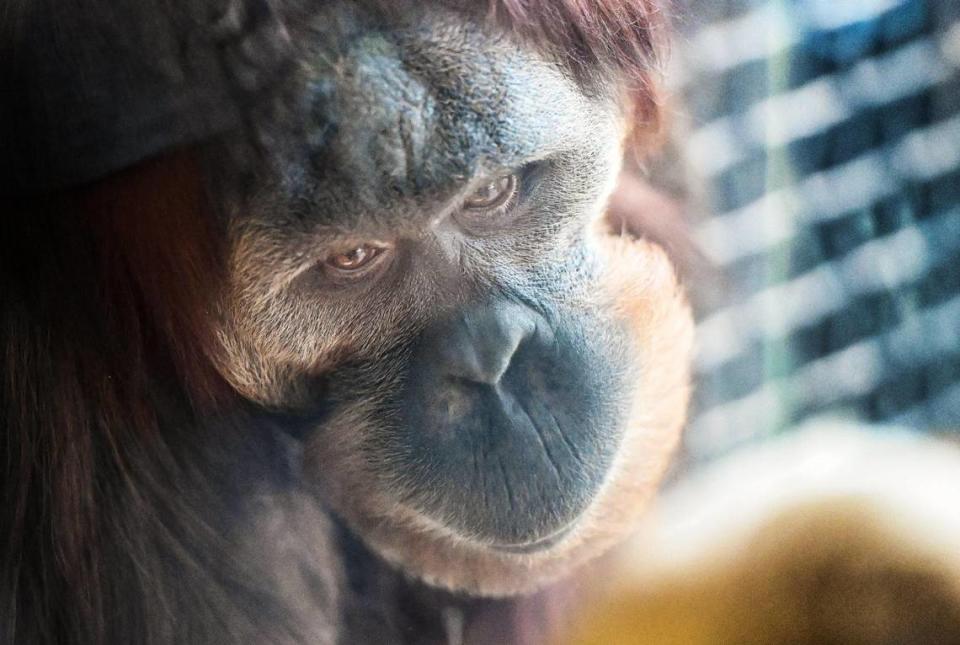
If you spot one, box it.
[566,230,694,562]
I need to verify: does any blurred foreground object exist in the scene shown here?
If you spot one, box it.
[566,422,960,644]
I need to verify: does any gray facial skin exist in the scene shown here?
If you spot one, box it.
[220,2,627,406]
[292,5,616,228]
[210,0,641,595]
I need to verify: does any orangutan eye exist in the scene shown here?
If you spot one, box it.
[324,244,387,273]
[464,174,518,211]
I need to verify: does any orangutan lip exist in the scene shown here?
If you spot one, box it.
[489,523,575,554]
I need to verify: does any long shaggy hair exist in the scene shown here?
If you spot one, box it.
[489,0,668,141]
[1,151,244,643]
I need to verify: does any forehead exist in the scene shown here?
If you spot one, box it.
[257,2,622,232]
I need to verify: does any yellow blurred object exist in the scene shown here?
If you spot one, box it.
[563,423,960,645]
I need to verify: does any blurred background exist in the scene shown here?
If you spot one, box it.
[564,4,960,641]
[666,0,960,458]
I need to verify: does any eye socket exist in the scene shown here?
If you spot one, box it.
[323,243,390,276]
[463,174,518,211]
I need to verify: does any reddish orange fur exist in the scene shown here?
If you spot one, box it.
[1,2,681,641]
[1,151,238,641]
[489,0,668,146]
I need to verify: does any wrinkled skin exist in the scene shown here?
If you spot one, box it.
[215,1,692,596]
